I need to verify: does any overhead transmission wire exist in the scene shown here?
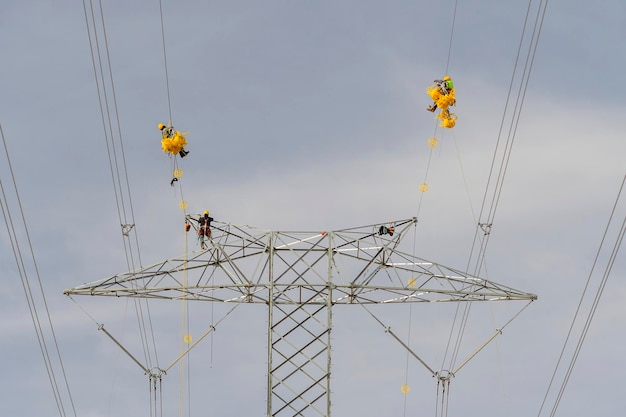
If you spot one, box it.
[405,3,459,417]
[402,1,552,414]
[0,125,78,417]
[467,0,550,280]
[81,0,160,400]
[159,0,173,123]
[83,0,157,368]
[415,0,458,221]
[537,173,626,417]
[435,4,550,414]
[156,0,189,222]
[157,1,194,416]
[410,0,551,413]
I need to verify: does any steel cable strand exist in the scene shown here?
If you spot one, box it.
[549,215,626,417]
[1,126,77,416]
[97,0,159,369]
[473,0,550,278]
[458,2,550,384]
[449,0,550,373]
[464,0,536,282]
[159,0,173,122]
[82,0,159,374]
[416,0,457,221]
[155,4,195,413]
[537,173,626,417]
[97,0,144,271]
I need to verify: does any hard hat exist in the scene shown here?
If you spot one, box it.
[204,210,209,215]
[443,75,451,81]
[158,123,166,130]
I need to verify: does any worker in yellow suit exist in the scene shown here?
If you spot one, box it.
[426,76,457,128]
[427,75,455,113]
[158,123,189,158]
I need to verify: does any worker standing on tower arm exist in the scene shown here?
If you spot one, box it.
[197,210,214,249]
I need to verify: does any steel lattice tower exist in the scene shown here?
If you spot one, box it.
[65,217,536,416]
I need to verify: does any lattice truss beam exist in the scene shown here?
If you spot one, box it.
[65,217,536,417]
[269,300,331,417]
[64,217,537,305]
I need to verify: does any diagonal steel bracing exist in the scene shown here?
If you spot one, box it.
[65,217,536,416]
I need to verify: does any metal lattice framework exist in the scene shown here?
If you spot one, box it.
[65,217,536,416]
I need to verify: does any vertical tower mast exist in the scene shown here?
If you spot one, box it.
[65,218,536,416]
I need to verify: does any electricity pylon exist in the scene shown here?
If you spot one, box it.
[65,217,536,416]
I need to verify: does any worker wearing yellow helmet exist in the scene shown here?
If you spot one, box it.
[427,75,455,113]
[158,122,189,158]
[197,210,214,249]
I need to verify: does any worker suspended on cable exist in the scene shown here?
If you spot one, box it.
[197,210,214,249]
[158,123,189,158]
[427,75,455,112]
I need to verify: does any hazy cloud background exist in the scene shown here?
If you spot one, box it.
[2,1,626,416]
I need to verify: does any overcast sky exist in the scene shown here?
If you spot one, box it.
[2,1,626,417]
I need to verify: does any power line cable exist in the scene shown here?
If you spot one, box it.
[537,173,626,417]
[159,0,173,122]
[1,124,78,417]
[448,0,550,373]
[415,0,458,221]
[81,0,159,375]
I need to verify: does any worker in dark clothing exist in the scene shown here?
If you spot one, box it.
[198,210,214,249]
[378,225,395,236]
